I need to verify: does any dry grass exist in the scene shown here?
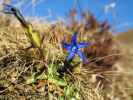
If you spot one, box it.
[0,10,132,100]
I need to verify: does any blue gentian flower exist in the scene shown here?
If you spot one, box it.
[2,4,28,28]
[2,4,16,14]
[62,32,90,64]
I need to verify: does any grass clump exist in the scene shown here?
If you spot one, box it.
[1,7,132,100]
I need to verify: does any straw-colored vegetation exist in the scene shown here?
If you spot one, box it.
[0,5,133,100]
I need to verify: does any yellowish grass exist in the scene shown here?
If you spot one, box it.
[0,13,133,100]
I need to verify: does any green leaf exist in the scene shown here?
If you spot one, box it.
[48,64,57,75]
[27,25,41,48]
[26,73,36,84]
[58,96,65,100]
[54,78,67,86]
[36,72,48,80]
[64,86,74,97]
[75,91,80,100]
[49,77,67,86]
[70,97,76,100]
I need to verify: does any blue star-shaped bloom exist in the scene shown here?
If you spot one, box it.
[62,32,90,64]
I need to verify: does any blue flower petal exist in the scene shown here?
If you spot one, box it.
[71,32,78,44]
[62,42,71,50]
[62,32,90,63]
[66,51,75,61]
[3,4,15,14]
[78,42,90,48]
[3,4,28,28]
[77,50,88,64]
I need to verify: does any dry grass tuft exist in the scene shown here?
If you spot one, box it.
[0,9,132,100]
